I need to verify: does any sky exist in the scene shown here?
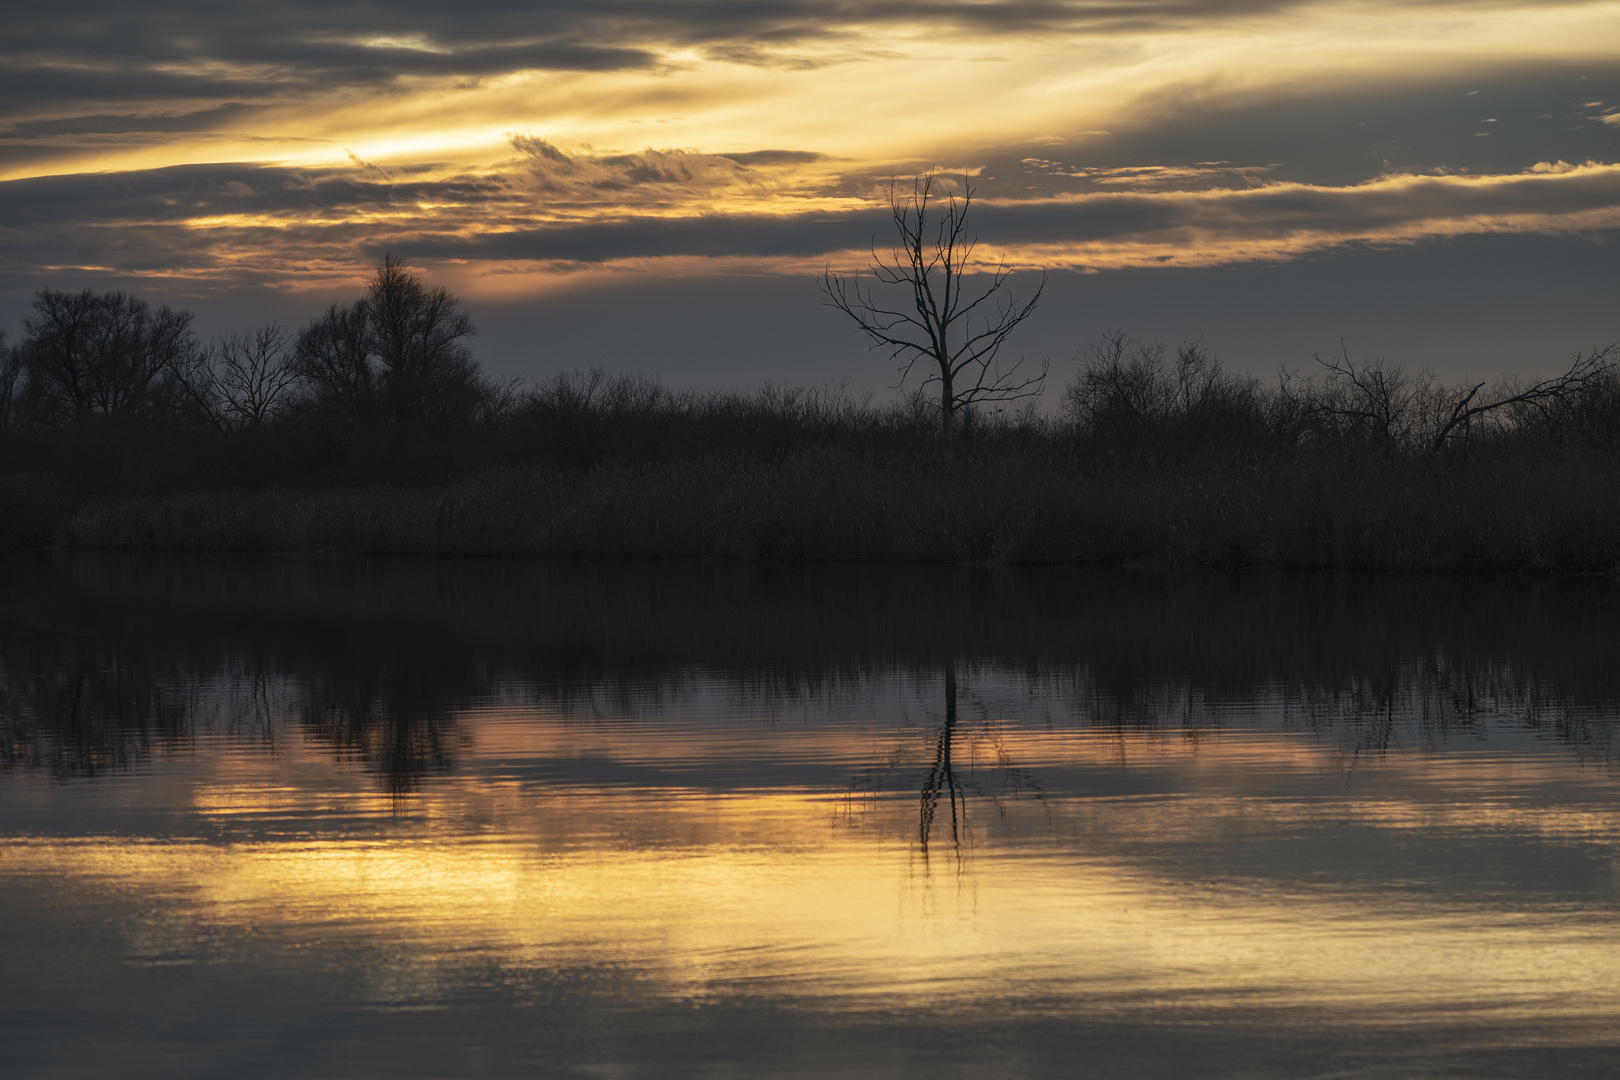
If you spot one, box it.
[3,1,1619,390]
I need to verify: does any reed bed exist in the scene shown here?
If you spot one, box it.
[57,443,1620,571]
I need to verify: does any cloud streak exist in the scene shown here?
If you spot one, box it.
[2,154,1615,292]
[2,1,1239,118]
[11,0,1612,120]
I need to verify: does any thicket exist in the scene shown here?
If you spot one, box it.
[3,258,1619,570]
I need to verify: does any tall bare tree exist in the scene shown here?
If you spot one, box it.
[295,254,482,429]
[821,172,1046,451]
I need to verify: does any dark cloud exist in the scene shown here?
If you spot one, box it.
[414,213,884,262]
[1,104,262,137]
[396,167,1620,264]
[0,0,1398,115]
[978,168,1620,244]
[0,66,278,116]
[0,41,659,119]
[716,150,828,166]
[977,63,1620,194]
[0,164,510,229]
[222,37,658,78]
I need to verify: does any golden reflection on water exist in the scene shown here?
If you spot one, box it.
[8,710,1620,1036]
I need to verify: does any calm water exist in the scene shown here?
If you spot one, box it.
[4,554,1620,1078]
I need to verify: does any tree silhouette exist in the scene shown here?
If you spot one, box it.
[169,322,300,429]
[19,289,196,424]
[821,171,1046,452]
[295,254,482,430]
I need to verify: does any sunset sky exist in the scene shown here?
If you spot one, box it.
[4,1,1619,386]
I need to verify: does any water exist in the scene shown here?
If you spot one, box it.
[3,554,1620,1078]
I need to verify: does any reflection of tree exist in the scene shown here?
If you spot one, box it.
[850,660,1048,874]
[0,643,195,779]
[298,680,464,795]
[918,661,964,858]
[13,552,1620,799]
[1283,658,1620,771]
[0,634,468,793]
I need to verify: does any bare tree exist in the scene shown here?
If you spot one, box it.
[20,289,196,424]
[1064,331,1175,430]
[215,323,301,426]
[0,331,22,437]
[170,323,301,429]
[366,253,479,426]
[294,254,482,429]
[1310,343,1620,454]
[821,171,1046,452]
[1308,346,1422,452]
[295,301,376,423]
[1425,343,1618,452]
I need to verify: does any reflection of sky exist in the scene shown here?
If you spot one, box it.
[3,2,1618,382]
[5,689,1620,1078]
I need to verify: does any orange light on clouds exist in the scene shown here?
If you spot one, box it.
[3,0,1619,298]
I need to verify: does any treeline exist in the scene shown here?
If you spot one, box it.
[3,258,1620,568]
[0,257,946,496]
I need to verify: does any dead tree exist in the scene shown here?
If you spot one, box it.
[1310,347,1419,452]
[1426,343,1618,452]
[821,172,1046,452]
[1311,343,1620,454]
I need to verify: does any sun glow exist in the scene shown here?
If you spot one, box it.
[4,0,1620,294]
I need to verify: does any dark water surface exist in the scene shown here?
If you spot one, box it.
[4,554,1620,1078]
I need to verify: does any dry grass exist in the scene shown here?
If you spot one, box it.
[56,443,1620,571]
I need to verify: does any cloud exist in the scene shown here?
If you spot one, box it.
[3,0,1618,308]
[0,163,506,227]
[481,165,1620,269]
[968,164,1620,269]
[2,154,1616,293]
[1019,160,1278,190]
[716,150,828,167]
[509,136,823,201]
[6,0,1508,118]
[1012,61,1620,191]
[0,104,262,137]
